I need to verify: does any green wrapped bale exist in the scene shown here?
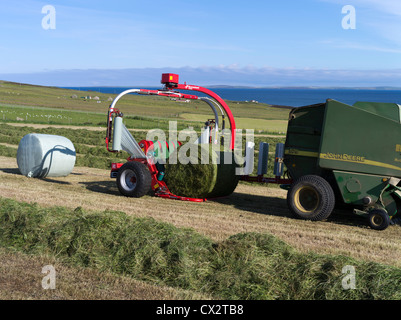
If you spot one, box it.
[164,143,240,199]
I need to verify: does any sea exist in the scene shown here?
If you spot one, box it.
[63,87,401,107]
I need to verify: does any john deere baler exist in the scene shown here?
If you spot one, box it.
[284,99,401,230]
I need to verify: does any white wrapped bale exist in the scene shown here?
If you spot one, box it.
[17,134,76,178]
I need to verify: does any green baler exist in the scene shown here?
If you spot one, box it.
[284,99,401,230]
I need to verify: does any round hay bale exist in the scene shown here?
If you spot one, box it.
[164,143,240,198]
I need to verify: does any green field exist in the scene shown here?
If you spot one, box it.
[0,80,288,175]
[0,104,204,131]
[0,123,285,179]
[181,112,288,133]
[0,80,291,133]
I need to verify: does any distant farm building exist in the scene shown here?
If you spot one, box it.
[170,98,190,103]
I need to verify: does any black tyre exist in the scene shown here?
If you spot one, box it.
[368,209,390,231]
[116,161,152,198]
[287,175,335,221]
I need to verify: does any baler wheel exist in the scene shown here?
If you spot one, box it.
[368,209,390,231]
[117,161,151,198]
[287,175,335,221]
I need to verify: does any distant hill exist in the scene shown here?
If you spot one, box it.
[0,80,290,122]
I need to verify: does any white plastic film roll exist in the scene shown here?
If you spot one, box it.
[112,116,123,151]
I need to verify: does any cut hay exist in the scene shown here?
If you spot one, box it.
[1,198,400,300]
[164,144,240,199]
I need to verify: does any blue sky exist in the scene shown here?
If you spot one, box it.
[0,0,400,86]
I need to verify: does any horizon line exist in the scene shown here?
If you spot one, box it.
[1,80,401,91]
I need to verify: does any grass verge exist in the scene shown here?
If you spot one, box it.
[0,197,400,300]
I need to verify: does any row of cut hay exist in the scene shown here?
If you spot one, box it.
[0,197,400,299]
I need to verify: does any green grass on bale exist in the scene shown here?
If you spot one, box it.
[164,144,240,199]
[210,150,241,198]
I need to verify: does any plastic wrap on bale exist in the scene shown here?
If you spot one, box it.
[17,134,76,178]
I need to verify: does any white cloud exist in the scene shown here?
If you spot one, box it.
[358,0,401,17]
[321,0,401,16]
[1,66,400,87]
[320,0,401,53]
[320,39,401,54]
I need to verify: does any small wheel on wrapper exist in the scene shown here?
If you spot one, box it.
[117,161,151,198]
